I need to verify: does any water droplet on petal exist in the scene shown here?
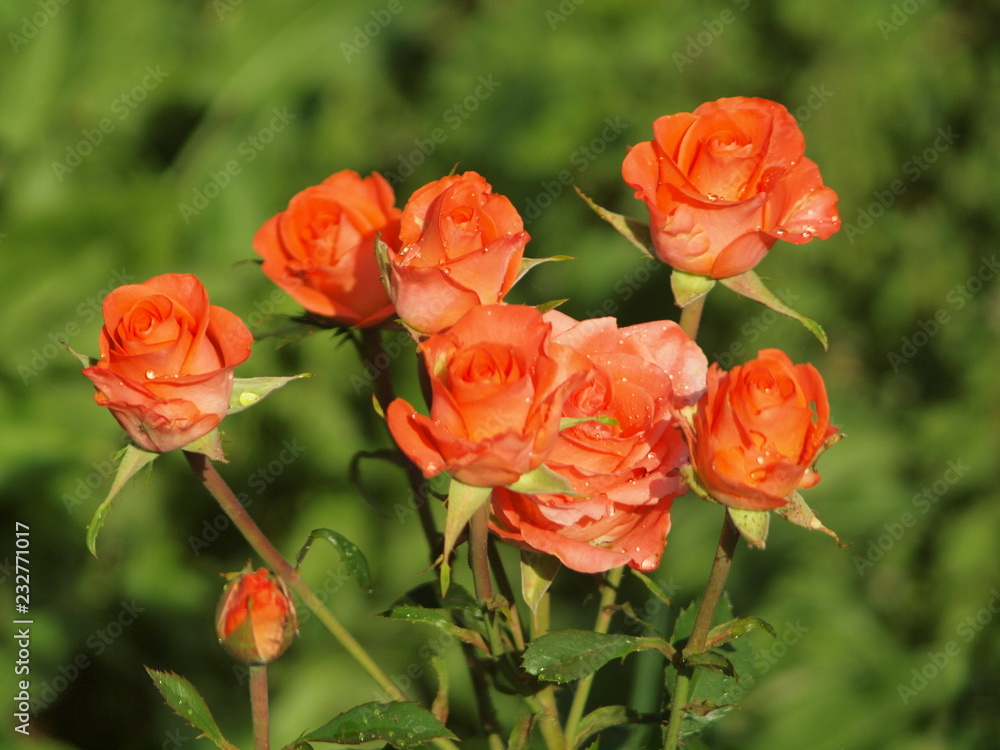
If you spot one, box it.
[145,369,156,379]
[774,228,787,237]
[755,455,765,465]
[443,268,452,275]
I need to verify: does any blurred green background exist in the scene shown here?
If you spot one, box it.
[2,0,999,748]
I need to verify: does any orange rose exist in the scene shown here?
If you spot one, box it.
[622,97,841,279]
[254,170,400,327]
[386,305,590,488]
[386,171,530,334]
[491,312,708,573]
[82,273,252,453]
[686,348,839,510]
[216,567,297,664]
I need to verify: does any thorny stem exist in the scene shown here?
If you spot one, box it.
[678,293,707,341]
[664,512,740,750]
[184,451,461,750]
[249,665,269,750]
[563,566,625,748]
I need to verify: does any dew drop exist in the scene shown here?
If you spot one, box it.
[239,391,259,407]
[145,369,156,379]
[706,193,723,202]
[646,452,657,461]
[443,268,452,275]
[755,455,765,465]
[774,228,787,237]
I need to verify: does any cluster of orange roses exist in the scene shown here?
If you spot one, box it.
[82,97,841,574]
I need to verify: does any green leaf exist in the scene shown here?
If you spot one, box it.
[727,507,770,549]
[508,712,534,750]
[706,616,776,649]
[299,701,457,748]
[380,605,489,653]
[440,479,493,595]
[574,186,656,257]
[86,444,158,557]
[505,464,576,495]
[774,489,847,546]
[629,569,676,608]
[295,528,372,593]
[520,550,561,615]
[670,269,716,309]
[516,254,575,285]
[145,668,237,750]
[572,705,637,749]
[523,630,671,683]
[228,374,312,415]
[719,269,828,349]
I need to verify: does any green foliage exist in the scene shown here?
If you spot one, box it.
[295,701,456,749]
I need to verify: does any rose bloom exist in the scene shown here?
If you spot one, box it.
[386,305,590,488]
[82,273,252,453]
[686,348,839,511]
[491,312,707,573]
[216,568,297,664]
[253,170,400,327]
[622,96,841,279]
[385,171,530,334]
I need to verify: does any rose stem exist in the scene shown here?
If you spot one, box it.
[563,566,625,747]
[469,502,495,603]
[184,451,461,750]
[526,590,567,750]
[359,327,395,414]
[663,512,739,750]
[249,665,269,750]
[486,537,526,652]
[678,293,707,341]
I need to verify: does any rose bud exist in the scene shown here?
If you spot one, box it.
[622,96,841,279]
[685,348,839,511]
[82,273,253,453]
[386,171,530,334]
[253,170,401,328]
[216,567,297,664]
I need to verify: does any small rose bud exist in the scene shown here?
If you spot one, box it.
[216,567,297,664]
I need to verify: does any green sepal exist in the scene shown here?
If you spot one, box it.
[727,507,770,549]
[508,712,535,750]
[296,701,457,749]
[536,298,570,315]
[560,414,619,431]
[64,343,98,368]
[520,550,561,615]
[515,254,575,285]
[229,374,311,415]
[505,464,576,495]
[683,649,736,677]
[374,233,393,299]
[145,668,238,750]
[295,528,372,593]
[774,490,847,546]
[440,479,493,595]
[670,269,716,309]
[720,269,828,349]
[523,630,673,683]
[574,186,656,257]
[181,428,226,462]
[86,443,158,557]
